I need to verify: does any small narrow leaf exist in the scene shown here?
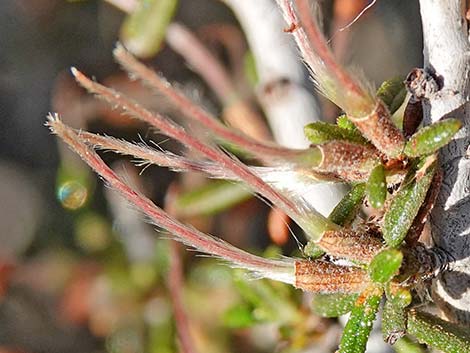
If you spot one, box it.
[393,337,426,353]
[404,118,461,157]
[386,285,412,309]
[328,183,366,226]
[368,249,403,284]
[310,293,358,318]
[174,180,252,217]
[121,0,178,58]
[338,286,382,353]
[303,241,325,258]
[407,310,470,353]
[382,300,407,344]
[304,121,366,145]
[377,77,406,114]
[383,157,436,247]
[366,164,387,209]
[337,115,357,131]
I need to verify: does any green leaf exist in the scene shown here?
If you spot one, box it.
[377,77,406,114]
[304,121,366,145]
[303,241,325,258]
[404,118,462,157]
[338,287,382,353]
[368,249,403,284]
[328,183,366,226]
[223,304,257,328]
[310,293,358,318]
[382,300,407,344]
[393,337,426,353]
[366,164,387,209]
[174,180,252,217]
[121,0,179,58]
[383,157,436,247]
[407,310,470,353]
[337,115,357,131]
[386,286,412,309]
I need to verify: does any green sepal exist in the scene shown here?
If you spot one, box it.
[382,300,407,344]
[383,157,436,247]
[407,310,470,353]
[310,293,358,318]
[304,121,366,145]
[121,0,179,58]
[368,249,403,284]
[174,180,252,217]
[328,183,366,226]
[377,77,406,114]
[366,164,387,209]
[338,287,383,353]
[404,118,462,157]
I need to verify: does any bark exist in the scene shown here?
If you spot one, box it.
[419,0,470,324]
[224,0,347,216]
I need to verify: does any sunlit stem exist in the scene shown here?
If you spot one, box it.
[47,115,296,284]
[70,69,339,239]
[113,44,301,161]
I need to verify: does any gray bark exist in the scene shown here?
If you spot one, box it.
[419,0,470,324]
[224,0,347,216]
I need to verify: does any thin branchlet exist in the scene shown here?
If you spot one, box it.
[113,44,302,162]
[46,114,296,284]
[71,68,339,239]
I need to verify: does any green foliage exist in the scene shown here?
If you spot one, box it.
[383,156,436,247]
[310,293,358,318]
[304,121,366,145]
[407,310,470,353]
[121,0,178,58]
[404,118,462,157]
[368,248,403,284]
[382,300,407,344]
[376,77,406,114]
[338,287,382,353]
[328,183,366,226]
[174,180,252,217]
[366,164,387,209]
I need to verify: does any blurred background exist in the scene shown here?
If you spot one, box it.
[0,1,423,352]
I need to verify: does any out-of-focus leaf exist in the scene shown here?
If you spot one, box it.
[223,304,257,328]
[377,77,406,114]
[121,0,178,58]
[310,293,358,318]
[174,180,252,217]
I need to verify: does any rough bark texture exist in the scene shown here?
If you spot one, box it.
[419,0,470,324]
